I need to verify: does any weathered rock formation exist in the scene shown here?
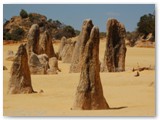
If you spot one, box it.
[59,38,76,63]
[39,31,56,58]
[70,19,94,73]
[26,24,40,58]
[62,41,76,63]
[58,36,67,60]
[47,57,60,74]
[72,26,109,110]
[38,54,49,65]
[29,53,48,74]
[101,19,127,72]
[8,44,35,94]
[26,25,57,74]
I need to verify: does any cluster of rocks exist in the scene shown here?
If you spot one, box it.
[27,24,59,75]
[70,19,127,73]
[72,19,126,109]
[72,19,109,110]
[57,37,76,63]
[8,24,60,94]
[7,18,127,111]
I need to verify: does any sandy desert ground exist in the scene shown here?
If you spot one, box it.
[3,39,155,116]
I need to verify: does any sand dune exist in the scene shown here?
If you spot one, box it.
[3,39,155,116]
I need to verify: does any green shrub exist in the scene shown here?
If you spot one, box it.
[62,25,76,37]
[48,19,52,23]
[28,14,33,22]
[54,25,76,39]
[3,27,25,40]
[137,13,155,38]
[100,32,106,38]
[3,33,12,40]
[28,13,42,23]
[126,31,141,47]
[11,27,25,40]
[20,9,28,18]
[75,30,80,36]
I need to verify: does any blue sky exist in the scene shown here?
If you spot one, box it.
[3,4,155,32]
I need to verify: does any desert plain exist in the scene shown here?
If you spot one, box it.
[3,39,155,116]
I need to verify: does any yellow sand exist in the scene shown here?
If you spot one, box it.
[3,40,155,116]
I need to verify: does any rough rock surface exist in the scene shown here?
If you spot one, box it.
[38,54,49,63]
[29,52,48,74]
[72,26,109,110]
[39,31,56,58]
[101,19,127,72]
[8,44,35,94]
[37,54,50,70]
[58,36,67,60]
[26,24,40,58]
[70,19,93,73]
[47,57,60,74]
[61,39,76,63]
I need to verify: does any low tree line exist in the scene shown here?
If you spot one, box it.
[126,12,155,46]
[3,9,155,42]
